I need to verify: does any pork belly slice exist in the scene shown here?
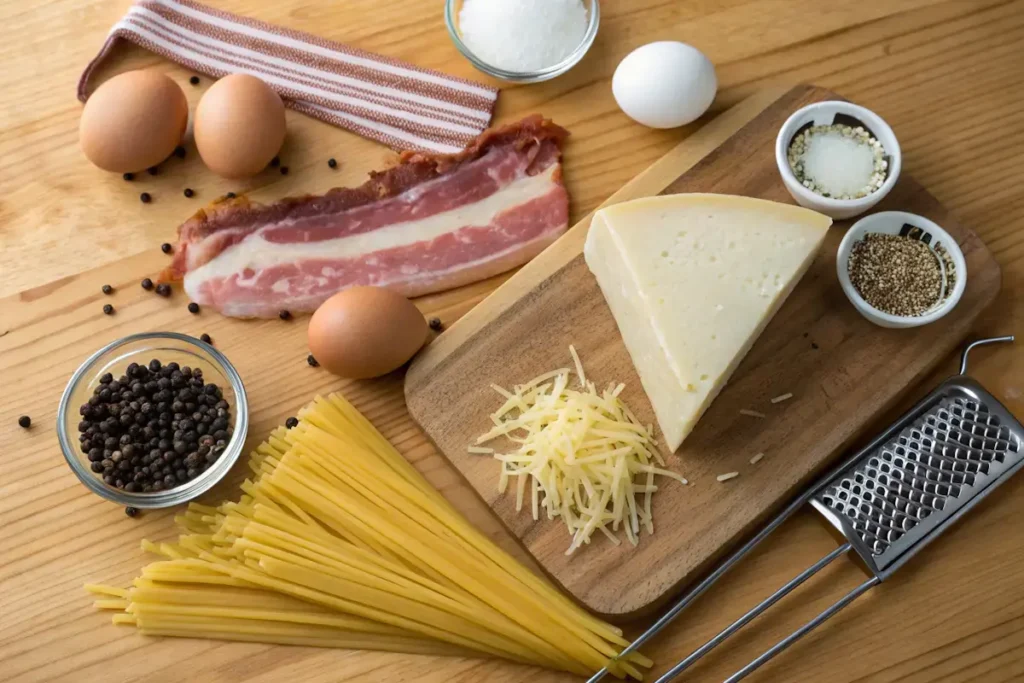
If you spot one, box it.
[165,116,570,318]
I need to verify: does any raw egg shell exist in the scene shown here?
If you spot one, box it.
[308,287,429,379]
[79,70,188,173]
[612,41,717,129]
[194,74,286,179]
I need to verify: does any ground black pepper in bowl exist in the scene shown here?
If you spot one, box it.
[76,359,234,493]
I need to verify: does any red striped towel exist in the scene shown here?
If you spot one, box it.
[78,0,498,153]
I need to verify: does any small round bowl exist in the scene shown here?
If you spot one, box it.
[776,100,902,220]
[837,211,967,329]
[58,332,248,509]
[445,0,600,83]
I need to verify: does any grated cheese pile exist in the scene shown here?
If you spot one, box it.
[473,347,687,555]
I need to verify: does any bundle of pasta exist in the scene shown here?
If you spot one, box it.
[88,393,651,679]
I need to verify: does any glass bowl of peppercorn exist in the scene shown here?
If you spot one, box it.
[57,332,248,508]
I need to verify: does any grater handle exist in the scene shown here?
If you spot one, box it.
[723,575,881,682]
[653,542,852,683]
[585,489,816,683]
[959,335,1014,375]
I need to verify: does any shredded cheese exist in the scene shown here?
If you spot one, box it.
[739,408,766,418]
[474,348,686,555]
[716,472,740,482]
[749,452,764,465]
[770,393,793,404]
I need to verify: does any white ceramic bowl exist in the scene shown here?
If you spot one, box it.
[837,211,967,329]
[776,101,901,220]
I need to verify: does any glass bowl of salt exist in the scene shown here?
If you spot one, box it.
[775,100,902,220]
[445,0,600,83]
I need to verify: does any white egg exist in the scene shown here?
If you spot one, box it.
[612,42,717,129]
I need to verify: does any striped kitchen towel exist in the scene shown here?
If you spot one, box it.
[78,0,498,153]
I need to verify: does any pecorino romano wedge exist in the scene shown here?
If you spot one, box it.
[164,116,570,318]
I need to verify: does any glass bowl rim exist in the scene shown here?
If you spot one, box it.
[444,0,601,83]
[57,331,249,509]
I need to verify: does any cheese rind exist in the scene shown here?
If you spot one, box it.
[584,194,831,452]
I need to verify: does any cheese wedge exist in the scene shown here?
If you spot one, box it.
[584,194,831,452]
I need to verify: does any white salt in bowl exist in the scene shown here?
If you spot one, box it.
[836,211,967,329]
[445,0,600,83]
[776,101,902,220]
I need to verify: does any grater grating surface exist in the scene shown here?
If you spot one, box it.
[811,385,1023,574]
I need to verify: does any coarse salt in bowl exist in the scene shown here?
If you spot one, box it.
[836,211,967,329]
[776,101,902,220]
[445,0,600,83]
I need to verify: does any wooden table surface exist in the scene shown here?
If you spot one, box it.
[2,1,1024,682]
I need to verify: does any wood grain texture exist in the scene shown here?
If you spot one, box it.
[405,85,1001,618]
[2,1,1024,682]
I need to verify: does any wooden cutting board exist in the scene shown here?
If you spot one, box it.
[404,84,1003,619]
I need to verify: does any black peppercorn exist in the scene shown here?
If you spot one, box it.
[279,166,289,175]
[307,354,319,367]
[225,192,236,199]
[102,284,113,295]
[183,188,194,198]
[200,333,212,344]
[141,278,154,290]
[327,158,337,169]
[140,192,152,204]
[174,145,186,159]
[270,156,280,168]
[189,75,200,85]
[811,342,820,350]
[103,303,115,315]
[123,172,134,181]
[155,283,171,297]
[161,243,173,254]
[147,166,159,176]
[285,417,299,429]
[18,415,31,429]
[279,310,291,320]
[188,302,200,314]
[428,317,443,331]
[126,506,139,517]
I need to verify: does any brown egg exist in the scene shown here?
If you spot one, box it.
[194,74,285,179]
[308,287,429,379]
[79,70,188,173]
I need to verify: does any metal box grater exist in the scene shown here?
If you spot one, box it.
[589,336,1023,683]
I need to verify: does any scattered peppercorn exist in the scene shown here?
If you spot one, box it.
[811,342,820,350]
[279,166,289,175]
[103,304,115,315]
[125,506,139,518]
[161,243,173,254]
[102,284,114,295]
[307,354,319,367]
[285,417,299,429]
[327,158,337,169]
[123,172,134,181]
[270,156,280,168]
[148,166,159,176]
[140,192,152,204]
[190,75,200,85]
[75,359,233,493]
[225,192,236,199]
[141,278,154,291]
[155,283,171,297]
[174,145,186,159]
[18,415,31,429]
[184,188,194,198]
[428,317,443,331]
[200,333,212,344]
[187,302,200,314]
[279,310,292,321]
